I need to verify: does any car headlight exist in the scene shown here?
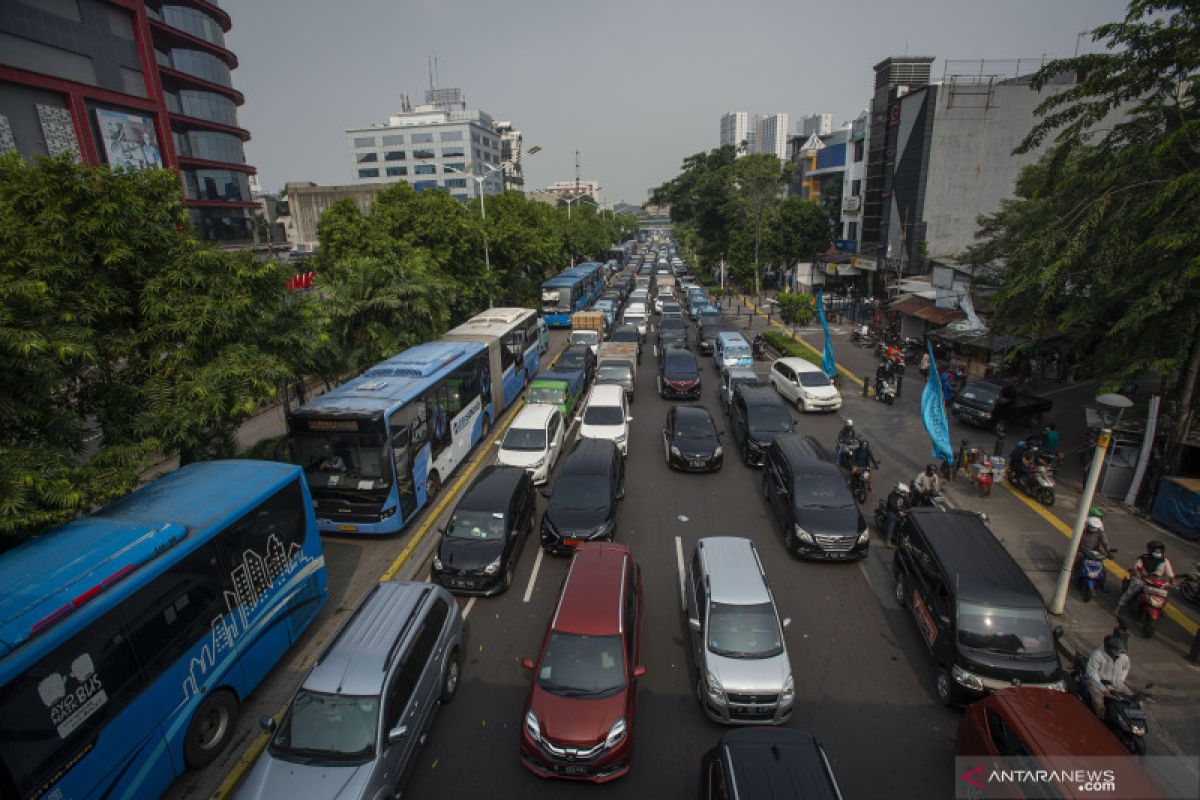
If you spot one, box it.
[432,553,443,571]
[483,556,502,575]
[591,518,615,539]
[781,673,795,703]
[952,664,985,691]
[714,446,723,458]
[704,670,724,701]
[795,524,814,543]
[525,710,541,742]
[529,456,546,469]
[981,412,992,420]
[857,528,870,544]
[670,445,681,457]
[615,432,626,443]
[604,718,627,749]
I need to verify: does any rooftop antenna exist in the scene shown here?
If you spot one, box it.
[575,149,581,198]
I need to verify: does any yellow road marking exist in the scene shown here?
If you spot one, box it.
[738,294,865,387]
[213,399,528,799]
[1001,480,1198,636]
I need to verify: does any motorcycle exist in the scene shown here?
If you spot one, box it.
[1180,562,1200,606]
[1122,574,1171,638]
[875,377,896,405]
[1005,461,1056,506]
[852,326,876,348]
[1075,548,1115,603]
[873,499,909,538]
[892,353,907,376]
[910,491,948,511]
[752,334,767,361]
[1069,651,1150,755]
[848,467,871,504]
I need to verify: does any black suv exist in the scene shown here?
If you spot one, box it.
[698,728,844,800]
[657,348,701,400]
[762,434,868,560]
[657,316,689,353]
[433,465,535,595]
[539,439,625,555]
[729,385,794,467]
[893,508,1064,706]
[698,317,733,355]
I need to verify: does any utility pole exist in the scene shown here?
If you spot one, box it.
[1051,430,1111,614]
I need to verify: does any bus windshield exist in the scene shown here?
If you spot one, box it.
[541,287,571,313]
[293,430,389,487]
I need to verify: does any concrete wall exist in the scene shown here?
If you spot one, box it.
[286,181,396,247]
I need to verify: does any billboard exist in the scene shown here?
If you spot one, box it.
[96,108,162,170]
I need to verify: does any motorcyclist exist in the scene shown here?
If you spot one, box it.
[912,464,942,504]
[1084,631,1131,718]
[875,360,895,397]
[752,332,766,359]
[835,419,857,467]
[852,439,879,471]
[1079,516,1113,559]
[1116,540,1177,617]
[881,482,911,546]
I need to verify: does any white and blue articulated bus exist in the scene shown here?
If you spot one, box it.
[442,307,541,411]
[539,263,606,328]
[285,340,493,535]
[0,461,328,800]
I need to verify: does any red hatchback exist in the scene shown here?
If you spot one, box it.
[520,542,645,782]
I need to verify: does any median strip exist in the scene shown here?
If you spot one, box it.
[738,293,864,387]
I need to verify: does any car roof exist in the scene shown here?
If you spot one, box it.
[988,688,1135,758]
[664,349,697,366]
[697,537,770,604]
[717,331,749,344]
[737,384,788,408]
[305,581,437,695]
[775,357,823,372]
[457,465,527,512]
[675,404,714,425]
[561,344,591,357]
[908,509,1044,607]
[720,728,839,800]
[586,384,625,405]
[512,403,558,427]
[725,366,760,380]
[560,438,618,477]
[772,432,834,466]
[551,543,631,636]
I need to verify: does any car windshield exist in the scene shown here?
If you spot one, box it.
[550,475,608,511]
[665,354,697,377]
[447,510,507,540]
[597,365,632,381]
[959,383,999,403]
[502,426,546,451]
[957,602,1055,656]
[748,405,793,433]
[793,472,855,508]
[612,329,638,342]
[724,345,751,360]
[730,377,758,394]
[537,633,626,698]
[570,332,598,346]
[269,690,379,764]
[558,351,586,369]
[660,318,686,330]
[798,372,831,387]
[707,602,784,659]
[527,385,565,405]
[294,430,388,485]
[676,413,714,439]
[584,404,625,425]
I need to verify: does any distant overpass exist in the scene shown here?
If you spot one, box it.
[638,216,672,232]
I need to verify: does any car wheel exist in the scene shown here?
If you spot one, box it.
[893,573,907,607]
[441,649,461,704]
[992,420,1007,437]
[796,395,805,413]
[503,561,515,591]
[935,668,957,706]
[184,689,238,769]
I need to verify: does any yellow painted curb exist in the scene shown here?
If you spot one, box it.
[738,294,865,388]
[1000,480,1198,637]
[213,398,528,799]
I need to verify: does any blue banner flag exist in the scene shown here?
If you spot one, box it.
[921,342,955,464]
[815,291,838,379]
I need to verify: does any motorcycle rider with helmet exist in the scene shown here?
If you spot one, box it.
[1084,630,1131,718]
[1116,540,1176,617]
[1079,516,1113,560]
[835,419,858,468]
[875,359,895,398]
[881,482,911,546]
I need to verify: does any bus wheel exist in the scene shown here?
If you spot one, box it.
[427,472,441,503]
[184,689,238,769]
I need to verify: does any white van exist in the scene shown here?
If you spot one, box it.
[768,357,842,413]
[578,383,632,456]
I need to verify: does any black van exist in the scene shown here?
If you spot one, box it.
[698,728,844,800]
[539,439,625,555]
[432,465,535,595]
[729,385,794,467]
[892,508,1064,706]
[762,434,868,560]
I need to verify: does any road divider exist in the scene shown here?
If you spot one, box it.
[738,294,864,388]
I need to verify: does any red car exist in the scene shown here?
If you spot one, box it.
[520,542,645,782]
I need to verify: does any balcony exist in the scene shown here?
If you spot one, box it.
[149,19,238,69]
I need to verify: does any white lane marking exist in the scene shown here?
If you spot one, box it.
[523,547,544,603]
[461,597,476,620]
[675,536,686,611]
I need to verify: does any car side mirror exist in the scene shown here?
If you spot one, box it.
[521,657,534,670]
[259,715,276,733]
[626,416,634,423]
[633,665,647,679]
[387,725,409,744]
[688,617,702,632]
[782,617,792,630]
[615,489,625,501]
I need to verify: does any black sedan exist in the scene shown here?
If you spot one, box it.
[657,348,701,400]
[662,405,723,472]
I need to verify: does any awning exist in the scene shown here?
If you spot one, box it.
[929,327,1025,352]
[889,296,966,325]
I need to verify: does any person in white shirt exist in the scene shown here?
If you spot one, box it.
[912,464,942,502]
[1084,632,1130,718]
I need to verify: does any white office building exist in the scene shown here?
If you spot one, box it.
[800,113,833,137]
[756,113,789,160]
[345,87,503,200]
[719,111,750,151]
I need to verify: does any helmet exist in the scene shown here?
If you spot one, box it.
[1103,635,1126,659]
[1085,517,1104,532]
[1089,507,1105,518]
[926,463,937,475]
[845,419,854,428]
[1146,539,1165,557]
[896,482,910,495]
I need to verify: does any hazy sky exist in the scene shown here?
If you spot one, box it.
[224,0,1127,205]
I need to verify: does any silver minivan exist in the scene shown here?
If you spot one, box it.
[237,582,463,800]
[685,537,793,725]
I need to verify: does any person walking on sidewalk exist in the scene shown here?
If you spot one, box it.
[1084,631,1131,718]
[1115,540,1177,617]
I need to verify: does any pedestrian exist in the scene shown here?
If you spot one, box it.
[940,369,955,407]
[919,350,931,377]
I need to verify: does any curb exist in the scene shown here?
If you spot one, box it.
[737,294,865,388]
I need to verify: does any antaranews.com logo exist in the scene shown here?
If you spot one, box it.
[955,756,1198,799]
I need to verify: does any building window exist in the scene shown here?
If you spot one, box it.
[412,149,435,160]
[358,168,380,178]
[182,168,251,201]
[851,179,861,196]
[471,133,480,143]
[353,136,376,148]
[382,134,404,146]
[854,140,865,162]
[413,180,438,191]
[848,221,858,239]
[439,130,463,141]
[444,178,467,189]
[473,148,481,160]
[385,166,407,176]
[164,48,232,86]
[384,150,405,161]
[410,133,434,143]
[414,164,436,175]
[161,4,226,47]
[174,130,245,164]
[441,146,464,158]
[444,162,466,173]
[357,152,378,163]
[453,193,468,201]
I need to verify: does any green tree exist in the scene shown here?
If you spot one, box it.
[766,196,833,278]
[650,147,738,275]
[967,0,1200,470]
[731,153,789,297]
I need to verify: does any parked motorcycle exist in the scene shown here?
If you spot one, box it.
[852,326,876,348]
[1180,562,1200,606]
[875,377,896,405]
[1076,548,1115,603]
[1069,651,1151,755]
[1122,574,1171,638]
[1005,461,1056,506]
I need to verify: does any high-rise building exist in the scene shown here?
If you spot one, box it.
[492,120,524,191]
[0,0,259,243]
[800,113,833,138]
[546,180,600,200]
[756,113,789,160]
[719,111,749,151]
[346,87,503,200]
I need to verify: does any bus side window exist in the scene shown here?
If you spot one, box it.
[126,545,225,677]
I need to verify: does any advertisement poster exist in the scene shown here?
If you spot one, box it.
[96,108,162,170]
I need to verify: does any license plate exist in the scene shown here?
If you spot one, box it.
[690,459,706,468]
[337,524,358,532]
[563,538,581,547]
[558,765,589,776]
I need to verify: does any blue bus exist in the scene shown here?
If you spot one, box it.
[539,263,607,328]
[0,461,328,800]
[285,340,493,535]
[443,307,542,411]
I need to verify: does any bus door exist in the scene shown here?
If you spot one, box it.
[389,407,424,521]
